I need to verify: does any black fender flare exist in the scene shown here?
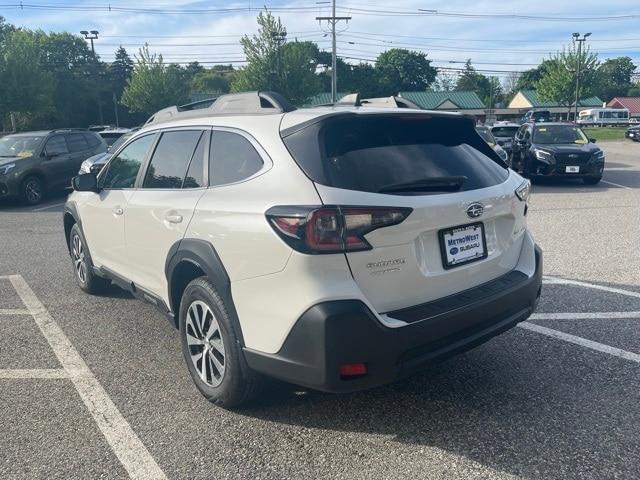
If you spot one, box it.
[165,239,245,345]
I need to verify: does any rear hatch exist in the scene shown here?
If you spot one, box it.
[281,112,528,313]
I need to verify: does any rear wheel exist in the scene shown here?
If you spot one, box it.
[69,224,109,294]
[583,176,602,185]
[21,176,45,205]
[179,277,262,408]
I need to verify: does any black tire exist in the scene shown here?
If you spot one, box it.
[583,176,602,185]
[21,175,45,205]
[69,224,110,294]
[179,277,262,408]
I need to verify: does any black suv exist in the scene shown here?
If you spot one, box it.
[511,122,605,185]
[0,130,107,205]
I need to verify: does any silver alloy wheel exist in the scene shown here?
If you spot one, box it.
[24,178,42,204]
[71,233,87,284]
[185,300,226,387]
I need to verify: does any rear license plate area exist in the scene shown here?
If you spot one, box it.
[439,222,488,269]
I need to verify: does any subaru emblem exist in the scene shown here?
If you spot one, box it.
[466,203,484,218]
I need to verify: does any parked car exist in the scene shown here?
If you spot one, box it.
[79,129,138,175]
[475,126,509,164]
[99,127,134,147]
[521,110,552,124]
[511,122,604,184]
[0,129,107,205]
[64,91,542,408]
[625,124,640,141]
[490,123,520,156]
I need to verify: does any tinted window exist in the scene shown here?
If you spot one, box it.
[84,133,101,148]
[143,130,202,189]
[210,131,264,186]
[45,136,69,156]
[101,134,155,189]
[475,127,495,145]
[533,125,588,145]
[183,133,206,188]
[282,114,508,194]
[0,134,44,157]
[491,126,519,138]
[65,133,89,153]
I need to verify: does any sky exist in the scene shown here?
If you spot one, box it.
[2,0,639,86]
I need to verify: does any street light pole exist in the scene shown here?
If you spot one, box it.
[572,32,591,123]
[80,30,103,124]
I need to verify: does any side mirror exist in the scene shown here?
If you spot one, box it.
[589,138,597,143]
[72,173,99,192]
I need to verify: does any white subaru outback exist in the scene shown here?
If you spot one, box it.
[64,92,542,407]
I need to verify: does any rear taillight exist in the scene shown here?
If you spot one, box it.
[266,205,412,254]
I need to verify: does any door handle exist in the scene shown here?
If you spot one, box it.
[165,214,183,224]
[113,207,124,216]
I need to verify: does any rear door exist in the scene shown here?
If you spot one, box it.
[124,128,208,299]
[42,135,72,189]
[283,113,526,313]
[64,133,91,182]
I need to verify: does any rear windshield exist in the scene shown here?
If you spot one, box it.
[475,127,495,145]
[282,114,508,194]
[491,126,519,137]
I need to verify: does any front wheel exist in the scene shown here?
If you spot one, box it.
[21,176,45,205]
[179,277,262,408]
[583,176,602,185]
[69,224,109,294]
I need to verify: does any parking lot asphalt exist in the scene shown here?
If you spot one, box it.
[0,140,639,479]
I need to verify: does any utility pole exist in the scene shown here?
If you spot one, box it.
[572,32,591,123]
[316,1,351,104]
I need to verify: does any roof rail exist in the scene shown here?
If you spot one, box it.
[360,96,421,109]
[144,91,296,126]
[334,93,361,106]
[51,128,89,133]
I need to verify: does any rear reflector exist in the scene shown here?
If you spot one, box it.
[339,363,368,378]
[266,205,412,254]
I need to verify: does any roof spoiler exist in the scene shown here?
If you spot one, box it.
[144,91,297,126]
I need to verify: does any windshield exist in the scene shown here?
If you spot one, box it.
[491,126,519,138]
[282,114,508,195]
[475,127,495,146]
[533,125,588,145]
[0,134,44,157]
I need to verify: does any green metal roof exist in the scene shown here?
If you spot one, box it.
[302,92,347,107]
[399,91,486,109]
[520,89,603,108]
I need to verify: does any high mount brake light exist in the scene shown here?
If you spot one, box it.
[266,206,412,254]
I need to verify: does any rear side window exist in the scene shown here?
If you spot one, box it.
[209,131,264,186]
[491,127,519,138]
[101,134,156,189]
[65,133,89,153]
[143,130,202,189]
[282,114,508,194]
[45,135,69,156]
[84,133,101,148]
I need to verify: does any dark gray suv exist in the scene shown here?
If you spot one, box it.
[0,129,107,205]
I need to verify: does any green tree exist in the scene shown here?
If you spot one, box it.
[512,59,558,93]
[537,44,599,113]
[191,68,232,94]
[110,46,134,96]
[594,57,637,101]
[0,29,54,130]
[432,71,458,92]
[375,48,437,93]
[231,10,320,104]
[121,45,189,115]
[455,60,492,104]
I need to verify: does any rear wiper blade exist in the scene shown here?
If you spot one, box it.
[378,176,466,193]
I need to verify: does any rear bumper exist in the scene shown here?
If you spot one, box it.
[244,245,543,393]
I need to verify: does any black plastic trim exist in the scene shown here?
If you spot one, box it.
[164,239,245,344]
[244,245,542,393]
